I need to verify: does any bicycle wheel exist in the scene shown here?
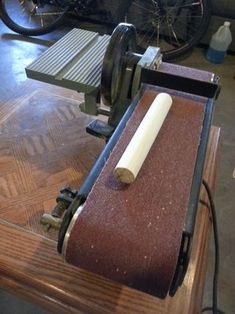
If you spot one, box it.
[0,0,69,36]
[125,0,211,60]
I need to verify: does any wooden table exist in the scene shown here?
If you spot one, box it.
[0,81,220,314]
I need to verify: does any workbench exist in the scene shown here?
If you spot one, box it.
[0,81,220,314]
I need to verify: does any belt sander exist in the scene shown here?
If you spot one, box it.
[26,24,220,298]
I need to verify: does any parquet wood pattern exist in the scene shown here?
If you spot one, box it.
[0,81,104,240]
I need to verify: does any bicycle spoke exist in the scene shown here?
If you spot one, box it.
[170,17,203,35]
[169,24,180,46]
[157,22,160,46]
[34,12,64,16]
[145,27,158,44]
[2,0,67,32]
[171,15,204,18]
[138,29,154,45]
[173,2,201,9]
[130,20,155,28]
[131,2,157,13]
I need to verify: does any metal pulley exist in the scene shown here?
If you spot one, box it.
[100,23,161,127]
[101,23,137,108]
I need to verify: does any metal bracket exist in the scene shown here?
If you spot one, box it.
[79,90,100,116]
[141,68,220,99]
[40,187,78,231]
[131,46,161,98]
[86,119,114,139]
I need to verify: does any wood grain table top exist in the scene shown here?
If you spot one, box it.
[0,81,220,314]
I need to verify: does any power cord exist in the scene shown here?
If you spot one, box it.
[201,180,225,314]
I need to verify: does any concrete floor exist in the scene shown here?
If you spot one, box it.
[0,15,234,314]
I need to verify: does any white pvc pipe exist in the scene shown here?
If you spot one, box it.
[114,93,172,184]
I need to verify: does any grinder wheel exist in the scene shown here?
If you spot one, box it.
[101,23,137,108]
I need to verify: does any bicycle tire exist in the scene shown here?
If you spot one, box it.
[125,0,211,61]
[0,0,69,36]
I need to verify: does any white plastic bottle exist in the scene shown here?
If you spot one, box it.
[206,21,232,64]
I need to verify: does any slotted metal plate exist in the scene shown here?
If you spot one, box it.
[26,28,110,93]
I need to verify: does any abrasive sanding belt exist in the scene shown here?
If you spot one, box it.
[64,84,208,298]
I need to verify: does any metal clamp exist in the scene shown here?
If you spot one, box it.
[40,187,78,231]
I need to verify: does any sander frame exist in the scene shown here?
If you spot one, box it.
[25,23,220,297]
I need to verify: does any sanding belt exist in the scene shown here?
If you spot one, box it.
[64,65,213,298]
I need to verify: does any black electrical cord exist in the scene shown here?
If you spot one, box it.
[202,307,225,314]
[201,179,225,314]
